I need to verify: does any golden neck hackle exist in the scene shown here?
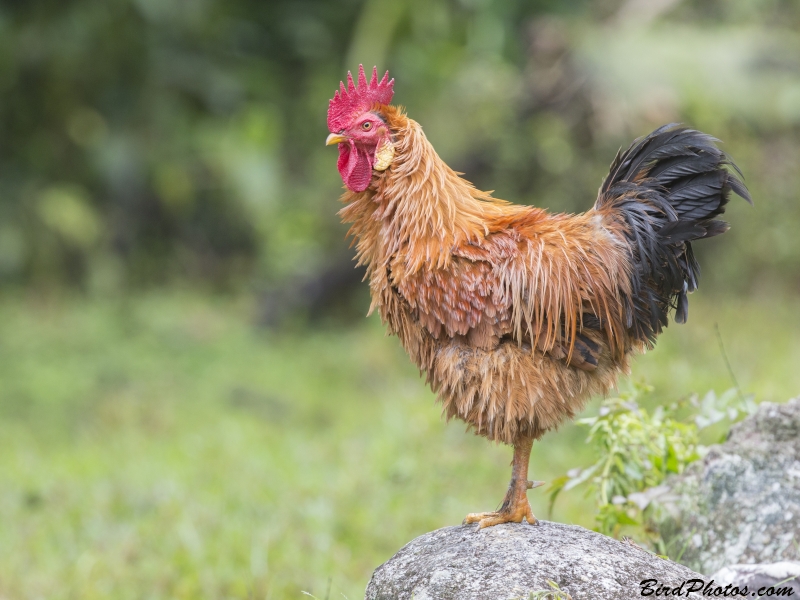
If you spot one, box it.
[338,106,518,280]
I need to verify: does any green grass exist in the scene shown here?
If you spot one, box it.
[0,289,798,599]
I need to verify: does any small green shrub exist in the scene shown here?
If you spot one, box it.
[523,580,572,599]
[549,381,756,550]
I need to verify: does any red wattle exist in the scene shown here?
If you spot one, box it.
[337,141,374,192]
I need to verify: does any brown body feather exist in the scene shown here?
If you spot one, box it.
[340,107,647,444]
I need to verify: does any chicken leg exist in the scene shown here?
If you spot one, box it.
[463,435,543,528]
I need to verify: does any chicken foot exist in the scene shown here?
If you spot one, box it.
[463,435,543,529]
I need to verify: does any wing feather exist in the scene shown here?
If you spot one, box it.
[391,208,632,369]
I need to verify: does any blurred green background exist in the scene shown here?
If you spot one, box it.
[2,0,800,598]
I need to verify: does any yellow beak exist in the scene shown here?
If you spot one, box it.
[326,133,347,146]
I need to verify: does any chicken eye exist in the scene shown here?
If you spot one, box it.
[362,121,372,130]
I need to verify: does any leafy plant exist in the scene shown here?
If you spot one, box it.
[522,580,573,599]
[548,381,756,548]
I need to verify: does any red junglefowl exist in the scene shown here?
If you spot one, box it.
[325,66,750,528]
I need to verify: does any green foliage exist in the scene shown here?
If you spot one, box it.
[523,580,573,599]
[0,0,799,296]
[549,382,757,547]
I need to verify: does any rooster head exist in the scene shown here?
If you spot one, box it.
[326,65,394,192]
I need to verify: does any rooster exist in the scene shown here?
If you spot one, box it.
[325,66,750,528]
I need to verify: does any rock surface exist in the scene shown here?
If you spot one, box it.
[659,398,800,574]
[710,562,800,595]
[365,521,705,600]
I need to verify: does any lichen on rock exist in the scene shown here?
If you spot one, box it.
[658,398,800,574]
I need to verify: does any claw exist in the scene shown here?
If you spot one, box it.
[527,480,546,489]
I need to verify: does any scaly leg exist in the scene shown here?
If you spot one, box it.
[463,436,543,529]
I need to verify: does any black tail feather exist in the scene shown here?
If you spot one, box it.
[595,124,750,346]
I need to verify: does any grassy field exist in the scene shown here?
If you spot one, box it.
[0,289,798,599]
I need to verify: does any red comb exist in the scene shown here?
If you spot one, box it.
[327,65,394,132]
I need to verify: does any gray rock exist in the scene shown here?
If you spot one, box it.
[365,521,707,600]
[710,562,800,595]
[658,398,800,574]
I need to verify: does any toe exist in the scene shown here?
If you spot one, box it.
[477,518,498,529]
[463,512,495,525]
[477,514,509,529]
[524,503,538,525]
